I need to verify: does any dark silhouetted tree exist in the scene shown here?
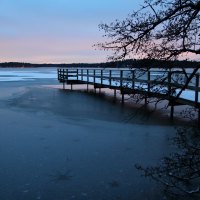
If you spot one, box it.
[96,0,200,109]
[97,0,200,61]
[96,0,200,198]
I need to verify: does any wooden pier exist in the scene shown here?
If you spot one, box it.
[57,68,200,125]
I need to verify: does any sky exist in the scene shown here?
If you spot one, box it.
[0,0,143,64]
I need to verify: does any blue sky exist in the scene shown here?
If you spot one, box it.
[0,0,143,63]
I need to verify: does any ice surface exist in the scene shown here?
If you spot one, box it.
[0,68,57,81]
[0,68,176,200]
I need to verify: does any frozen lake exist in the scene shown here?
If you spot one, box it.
[0,68,176,200]
[0,68,57,81]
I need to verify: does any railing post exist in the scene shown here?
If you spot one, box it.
[168,71,171,98]
[109,70,112,87]
[197,74,200,126]
[94,69,96,83]
[59,69,61,80]
[62,69,64,80]
[195,74,199,106]
[87,69,89,91]
[77,69,78,80]
[168,71,174,120]
[81,69,83,81]
[66,69,68,81]
[132,70,135,89]
[120,70,123,88]
[148,70,150,93]
[120,70,124,104]
[87,69,89,82]
[57,69,59,80]
[63,69,66,89]
[93,69,96,93]
[101,70,103,85]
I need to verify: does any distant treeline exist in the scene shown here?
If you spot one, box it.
[0,59,199,68]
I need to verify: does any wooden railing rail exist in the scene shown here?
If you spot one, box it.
[58,68,200,105]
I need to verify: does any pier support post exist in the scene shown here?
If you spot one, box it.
[121,93,124,104]
[170,103,174,120]
[94,86,96,94]
[99,88,101,93]
[71,84,73,91]
[145,95,147,106]
[63,82,65,90]
[198,108,200,128]
[87,84,89,92]
[114,89,116,100]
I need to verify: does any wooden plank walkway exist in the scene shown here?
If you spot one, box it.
[57,68,200,124]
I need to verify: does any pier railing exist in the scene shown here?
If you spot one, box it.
[58,68,200,106]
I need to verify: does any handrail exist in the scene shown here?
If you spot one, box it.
[57,68,200,105]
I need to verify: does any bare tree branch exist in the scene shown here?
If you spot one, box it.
[96,0,200,60]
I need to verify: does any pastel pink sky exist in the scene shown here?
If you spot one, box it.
[0,0,143,64]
